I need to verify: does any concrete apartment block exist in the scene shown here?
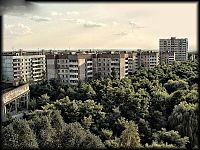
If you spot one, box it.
[159,37,188,64]
[2,54,46,85]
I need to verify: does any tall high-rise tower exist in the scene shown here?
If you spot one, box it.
[159,37,188,64]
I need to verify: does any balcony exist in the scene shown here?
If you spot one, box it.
[33,74,43,78]
[32,63,44,67]
[87,60,93,63]
[87,74,93,78]
[69,72,78,75]
[32,59,44,63]
[87,65,93,68]
[69,67,78,71]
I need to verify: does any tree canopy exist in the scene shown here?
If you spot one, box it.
[3,60,199,149]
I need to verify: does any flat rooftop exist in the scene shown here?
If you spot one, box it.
[1,82,26,94]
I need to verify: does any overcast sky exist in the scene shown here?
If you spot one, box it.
[3,2,197,51]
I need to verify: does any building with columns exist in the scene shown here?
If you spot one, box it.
[1,83,30,122]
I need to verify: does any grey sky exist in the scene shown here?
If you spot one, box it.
[3,2,197,51]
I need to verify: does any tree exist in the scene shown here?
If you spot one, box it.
[152,128,189,148]
[145,141,175,148]
[164,79,189,94]
[31,115,57,148]
[119,121,141,148]
[77,83,96,100]
[2,124,19,149]
[111,68,120,80]
[11,119,38,148]
[81,115,94,129]
[38,93,50,106]
[168,101,199,149]
[62,122,105,148]
[104,137,120,148]
[50,110,66,132]
[29,98,37,110]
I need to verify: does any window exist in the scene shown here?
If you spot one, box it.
[70,60,78,63]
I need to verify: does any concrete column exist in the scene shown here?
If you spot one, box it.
[23,94,26,107]
[4,105,7,116]
[26,92,30,109]
[15,99,17,114]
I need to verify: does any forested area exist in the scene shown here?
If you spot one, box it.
[2,60,199,149]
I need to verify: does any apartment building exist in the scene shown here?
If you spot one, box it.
[46,51,130,85]
[46,50,159,85]
[159,37,188,64]
[159,51,176,64]
[127,50,159,73]
[46,52,94,85]
[94,52,129,79]
[2,53,46,85]
[188,51,198,61]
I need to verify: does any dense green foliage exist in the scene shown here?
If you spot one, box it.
[3,60,199,149]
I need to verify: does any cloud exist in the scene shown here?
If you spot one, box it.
[51,11,63,16]
[63,18,105,28]
[129,21,144,29]
[29,16,51,22]
[63,18,85,24]
[112,21,119,26]
[83,21,106,28]
[51,11,79,16]
[113,32,128,36]
[4,23,32,37]
[66,11,79,15]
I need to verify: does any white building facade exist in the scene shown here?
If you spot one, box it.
[2,55,46,85]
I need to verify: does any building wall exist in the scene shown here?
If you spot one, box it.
[160,51,175,64]
[46,50,159,85]
[135,50,159,69]
[78,58,86,82]
[2,84,29,104]
[2,83,30,122]
[2,56,14,82]
[2,55,46,85]
[46,57,57,80]
[159,37,188,64]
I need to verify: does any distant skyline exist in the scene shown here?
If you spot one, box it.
[3,2,197,51]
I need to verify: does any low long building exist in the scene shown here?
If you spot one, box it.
[1,83,30,122]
